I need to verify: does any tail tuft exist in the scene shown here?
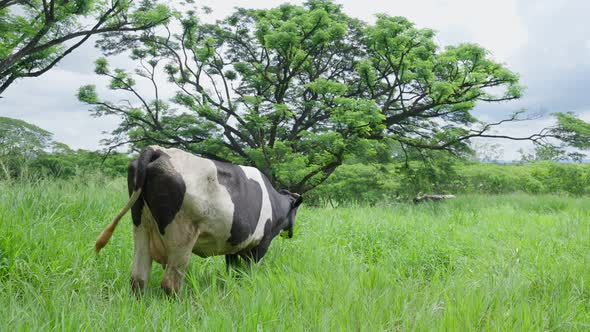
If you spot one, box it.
[95,226,115,254]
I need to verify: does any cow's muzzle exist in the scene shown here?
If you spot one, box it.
[281,228,293,239]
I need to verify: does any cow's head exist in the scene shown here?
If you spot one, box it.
[279,190,303,238]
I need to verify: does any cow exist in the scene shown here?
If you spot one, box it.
[94,145,303,295]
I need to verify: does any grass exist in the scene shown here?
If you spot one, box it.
[1,176,589,331]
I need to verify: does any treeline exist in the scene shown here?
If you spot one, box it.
[1,149,129,180]
[0,117,128,180]
[306,160,590,205]
[4,145,589,205]
[3,116,588,204]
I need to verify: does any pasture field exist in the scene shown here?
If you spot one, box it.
[1,177,589,331]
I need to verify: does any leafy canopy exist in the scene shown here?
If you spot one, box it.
[0,116,52,158]
[81,0,527,193]
[551,112,590,150]
[0,0,170,96]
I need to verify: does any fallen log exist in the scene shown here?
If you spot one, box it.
[413,193,456,204]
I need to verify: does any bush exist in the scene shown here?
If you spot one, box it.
[306,163,401,206]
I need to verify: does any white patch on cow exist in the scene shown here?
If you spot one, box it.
[236,165,273,248]
[151,146,236,256]
[142,207,166,265]
[131,220,152,287]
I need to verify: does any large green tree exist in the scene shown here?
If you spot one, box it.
[0,0,170,96]
[80,0,542,193]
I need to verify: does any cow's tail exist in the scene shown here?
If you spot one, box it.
[95,147,159,254]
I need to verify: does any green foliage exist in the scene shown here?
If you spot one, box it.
[1,177,589,330]
[552,112,590,150]
[0,116,129,179]
[519,144,586,163]
[0,116,53,177]
[0,116,52,156]
[83,0,526,193]
[307,156,590,206]
[426,160,590,196]
[77,85,99,103]
[397,151,462,195]
[306,163,400,206]
[0,0,170,96]
[29,150,129,178]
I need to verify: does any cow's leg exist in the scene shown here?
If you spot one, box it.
[225,254,240,269]
[160,220,199,296]
[241,239,271,266]
[131,222,152,294]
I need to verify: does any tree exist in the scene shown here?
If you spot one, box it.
[80,0,544,193]
[0,116,53,177]
[0,0,170,96]
[471,142,504,163]
[0,116,52,158]
[517,112,590,163]
[0,116,130,178]
[551,112,590,150]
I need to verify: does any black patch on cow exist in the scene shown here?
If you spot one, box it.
[237,218,273,264]
[261,175,294,237]
[212,160,263,246]
[127,159,144,227]
[141,152,186,234]
[250,218,273,262]
[261,176,281,225]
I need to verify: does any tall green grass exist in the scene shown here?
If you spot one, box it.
[1,177,589,330]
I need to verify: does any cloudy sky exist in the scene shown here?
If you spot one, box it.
[1,0,589,160]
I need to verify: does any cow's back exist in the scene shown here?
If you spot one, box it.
[144,147,270,257]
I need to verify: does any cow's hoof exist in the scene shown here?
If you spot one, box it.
[130,278,146,295]
[160,277,180,297]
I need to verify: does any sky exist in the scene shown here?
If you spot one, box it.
[1,0,589,160]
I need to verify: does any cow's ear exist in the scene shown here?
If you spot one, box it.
[292,193,303,209]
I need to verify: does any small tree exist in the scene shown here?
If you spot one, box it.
[0,0,170,96]
[517,112,590,163]
[80,1,546,193]
[472,142,504,163]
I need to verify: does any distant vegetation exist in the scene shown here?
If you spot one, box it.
[307,160,590,206]
[0,116,128,179]
[2,116,588,207]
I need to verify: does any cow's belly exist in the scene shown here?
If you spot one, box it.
[191,232,233,257]
[191,219,263,257]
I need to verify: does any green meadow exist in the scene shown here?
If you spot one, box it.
[1,177,589,331]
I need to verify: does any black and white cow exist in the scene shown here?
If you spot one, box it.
[95,145,302,295]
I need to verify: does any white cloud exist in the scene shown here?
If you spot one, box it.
[0,66,120,150]
[334,0,528,62]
